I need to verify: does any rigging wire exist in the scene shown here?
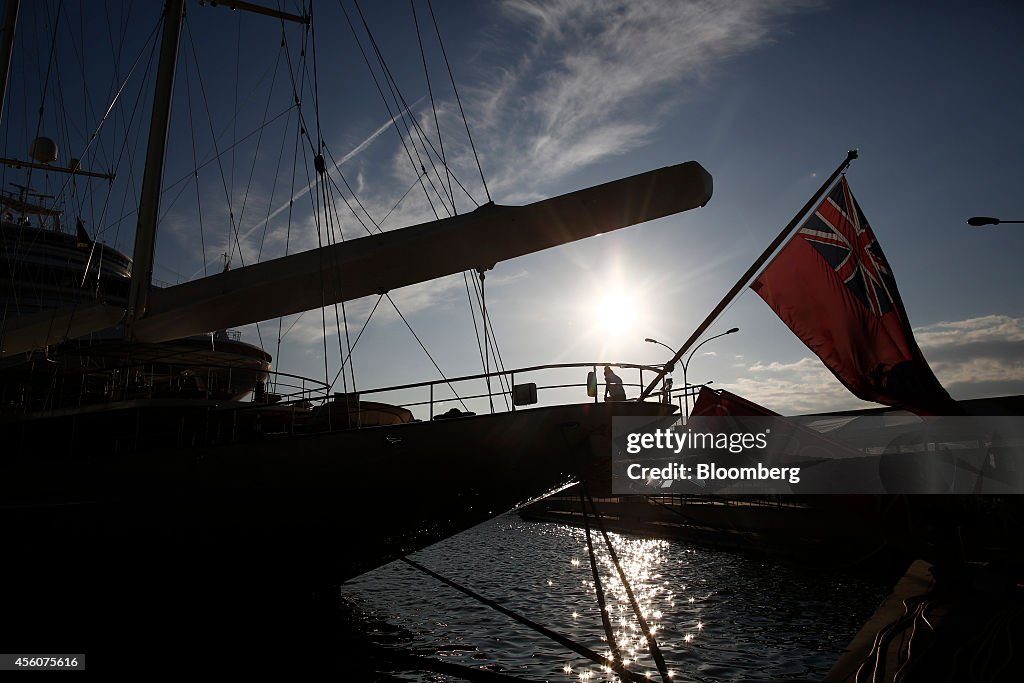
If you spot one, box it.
[385,292,468,412]
[272,9,313,390]
[183,56,208,278]
[411,0,454,212]
[183,24,247,271]
[478,268,494,413]
[469,270,510,408]
[154,105,297,236]
[232,25,287,269]
[181,17,270,355]
[578,486,624,667]
[426,0,489,204]
[54,11,163,238]
[326,295,383,394]
[33,1,158,227]
[1,4,160,316]
[344,0,507,408]
[274,119,307,391]
[294,106,332,392]
[342,0,443,219]
[26,0,63,193]
[255,103,296,263]
[359,17,454,220]
[319,142,383,233]
[306,0,357,394]
[318,155,377,237]
[377,169,423,230]
[104,14,160,251]
[583,487,672,683]
[399,556,651,683]
[420,0,508,404]
[230,8,241,225]
[462,272,487,384]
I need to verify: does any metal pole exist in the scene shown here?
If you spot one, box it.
[637,150,858,401]
[127,0,186,328]
[681,329,733,414]
[682,363,689,418]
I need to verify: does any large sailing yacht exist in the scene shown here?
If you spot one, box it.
[0,0,710,583]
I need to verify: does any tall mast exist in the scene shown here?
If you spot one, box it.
[0,0,20,128]
[127,0,186,330]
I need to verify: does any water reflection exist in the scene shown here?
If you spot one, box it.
[341,516,885,682]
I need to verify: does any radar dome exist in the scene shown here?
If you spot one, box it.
[30,137,58,163]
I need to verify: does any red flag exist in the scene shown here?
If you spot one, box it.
[691,386,779,417]
[751,177,958,415]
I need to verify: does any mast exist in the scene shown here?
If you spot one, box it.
[126,0,186,330]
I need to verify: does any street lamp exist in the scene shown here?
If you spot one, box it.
[644,338,676,403]
[644,338,675,362]
[967,216,1024,226]
[646,327,738,417]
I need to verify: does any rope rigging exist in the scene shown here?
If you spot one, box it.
[425,0,490,204]
[399,556,653,683]
[411,0,454,214]
[0,2,160,322]
[5,0,507,414]
[581,486,672,682]
[344,0,448,220]
[386,292,469,413]
[396,478,676,681]
[314,0,506,409]
[579,487,624,666]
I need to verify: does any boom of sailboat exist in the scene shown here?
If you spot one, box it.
[0,160,711,354]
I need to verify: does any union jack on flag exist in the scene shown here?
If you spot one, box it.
[795,177,897,317]
[752,173,958,414]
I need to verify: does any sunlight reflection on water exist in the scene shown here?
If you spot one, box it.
[341,515,885,682]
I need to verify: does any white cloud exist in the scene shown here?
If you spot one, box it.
[931,357,1024,386]
[914,314,1024,349]
[733,315,1024,413]
[723,375,876,415]
[477,0,817,198]
[748,357,822,373]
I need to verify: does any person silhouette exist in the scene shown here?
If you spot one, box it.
[604,365,626,401]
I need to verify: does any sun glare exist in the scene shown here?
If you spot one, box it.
[591,288,638,345]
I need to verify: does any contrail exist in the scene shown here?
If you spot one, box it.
[263,96,423,227]
[189,98,422,279]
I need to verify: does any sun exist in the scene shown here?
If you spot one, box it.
[591,287,638,345]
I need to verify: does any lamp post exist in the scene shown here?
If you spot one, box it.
[644,338,675,403]
[646,327,738,417]
[967,216,1024,226]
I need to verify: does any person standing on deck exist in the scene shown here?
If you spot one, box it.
[604,365,627,401]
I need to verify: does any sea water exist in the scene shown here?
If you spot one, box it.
[340,515,888,681]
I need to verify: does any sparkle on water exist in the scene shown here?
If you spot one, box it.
[340,516,886,682]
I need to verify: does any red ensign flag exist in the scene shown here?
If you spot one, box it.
[751,177,958,415]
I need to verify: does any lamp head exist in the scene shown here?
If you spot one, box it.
[967,216,1000,227]
[726,327,739,334]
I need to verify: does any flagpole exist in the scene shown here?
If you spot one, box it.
[637,149,859,403]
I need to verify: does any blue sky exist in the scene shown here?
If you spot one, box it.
[4,0,1023,415]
